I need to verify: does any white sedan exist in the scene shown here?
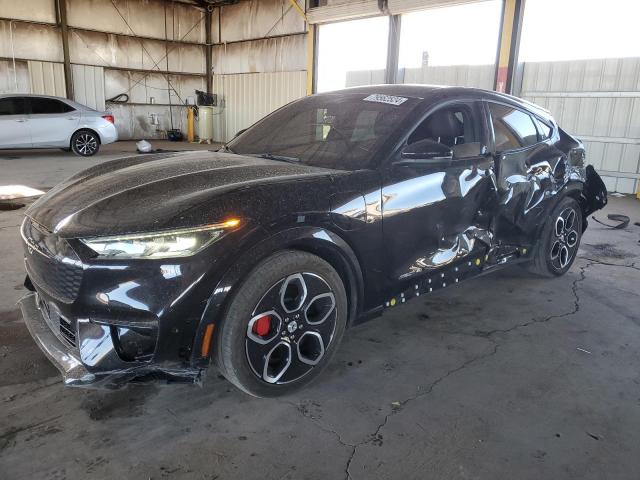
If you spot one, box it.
[0,94,118,156]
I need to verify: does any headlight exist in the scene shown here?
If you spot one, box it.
[80,219,240,259]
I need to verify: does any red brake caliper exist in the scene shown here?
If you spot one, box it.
[252,314,272,337]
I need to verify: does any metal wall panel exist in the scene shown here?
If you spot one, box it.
[212,35,306,74]
[69,29,205,74]
[345,69,386,87]
[104,69,205,105]
[220,0,305,42]
[387,0,489,14]
[0,59,30,94]
[405,64,494,88]
[520,57,640,194]
[104,69,205,140]
[106,103,190,141]
[211,71,306,142]
[346,64,494,89]
[0,0,57,23]
[0,21,63,63]
[72,64,105,110]
[28,61,66,97]
[66,0,213,44]
[307,1,381,24]
[307,0,490,23]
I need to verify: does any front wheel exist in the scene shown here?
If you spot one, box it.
[527,196,583,277]
[214,250,348,397]
[71,130,100,157]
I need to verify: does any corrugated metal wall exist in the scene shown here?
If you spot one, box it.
[212,71,307,142]
[0,59,29,93]
[28,61,66,97]
[346,64,494,89]
[403,64,494,88]
[520,57,640,194]
[346,69,386,87]
[72,64,105,110]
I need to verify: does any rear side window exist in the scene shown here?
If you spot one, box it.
[0,97,26,115]
[488,103,538,151]
[29,98,75,114]
[535,118,552,140]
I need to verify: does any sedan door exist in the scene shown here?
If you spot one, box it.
[27,97,79,147]
[381,100,496,285]
[0,97,31,148]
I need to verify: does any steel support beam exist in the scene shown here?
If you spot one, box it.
[286,0,315,95]
[307,24,316,94]
[56,0,74,99]
[385,15,401,84]
[205,6,213,94]
[494,0,525,94]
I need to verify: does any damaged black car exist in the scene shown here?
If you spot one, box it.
[19,85,607,397]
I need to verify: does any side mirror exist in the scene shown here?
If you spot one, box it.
[395,139,453,166]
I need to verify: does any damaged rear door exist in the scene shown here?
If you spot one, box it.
[486,100,607,248]
[485,100,565,248]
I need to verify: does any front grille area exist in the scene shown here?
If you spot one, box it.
[38,295,76,347]
[22,218,84,303]
[58,316,77,346]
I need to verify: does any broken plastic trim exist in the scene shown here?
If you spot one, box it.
[591,214,630,229]
[18,292,200,389]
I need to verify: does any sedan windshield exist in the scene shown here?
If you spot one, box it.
[227,93,420,170]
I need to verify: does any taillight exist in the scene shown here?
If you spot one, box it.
[102,114,115,124]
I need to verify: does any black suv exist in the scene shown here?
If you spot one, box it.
[19,85,606,397]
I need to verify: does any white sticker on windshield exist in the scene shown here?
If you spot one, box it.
[363,94,408,106]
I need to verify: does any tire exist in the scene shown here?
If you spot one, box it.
[527,196,583,277]
[214,250,348,397]
[71,130,100,157]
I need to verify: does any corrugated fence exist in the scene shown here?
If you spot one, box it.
[520,57,640,194]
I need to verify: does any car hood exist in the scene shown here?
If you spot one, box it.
[26,151,340,238]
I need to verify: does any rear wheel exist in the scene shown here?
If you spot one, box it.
[527,197,583,277]
[215,250,348,397]
[71,130,100,157]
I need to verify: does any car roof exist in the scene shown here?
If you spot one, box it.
[325,84,552,120]
[0,93,96,111]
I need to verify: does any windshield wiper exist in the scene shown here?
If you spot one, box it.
[254,153,301,164]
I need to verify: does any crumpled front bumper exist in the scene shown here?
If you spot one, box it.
[19,291,201,388]
[19,292,96,386]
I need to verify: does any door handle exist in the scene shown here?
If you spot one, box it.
[15,119,26,123]
[67,117,78,120]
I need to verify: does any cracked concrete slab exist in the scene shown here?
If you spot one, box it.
[0,149,639,479]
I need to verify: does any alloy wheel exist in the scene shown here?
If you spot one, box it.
[549,206,579,270]
[245,272,337,384]
[75,133,98,155]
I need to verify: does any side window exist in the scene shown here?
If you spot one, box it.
[488,103,538,151]
[407,102,483,159]
[0,97,26,115]
[30,98,75,114]
[535,118,552,140]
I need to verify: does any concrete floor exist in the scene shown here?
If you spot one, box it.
[1,144,639,479]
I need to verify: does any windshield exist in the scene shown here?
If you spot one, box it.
[227,93,421,170]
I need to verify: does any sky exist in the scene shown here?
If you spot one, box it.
[316,0,640,92]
